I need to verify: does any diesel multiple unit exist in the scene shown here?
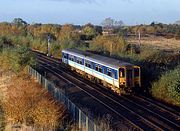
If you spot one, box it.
[62,49,141,93]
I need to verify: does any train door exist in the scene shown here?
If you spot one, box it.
[134,66,141,87]
[126,68,133,87]
[119,68,126,86]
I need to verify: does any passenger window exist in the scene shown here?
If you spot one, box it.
[69,55,71,60]
[95,65,98,71]
[99,66,102,73]
[107,69,112,77]
[120,68,125,77]
[88,64,91,68]
[85,61,91,68]
[77,59,79,64]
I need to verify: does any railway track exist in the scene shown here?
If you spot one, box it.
[34,51,180,131]
[37,59,161,130]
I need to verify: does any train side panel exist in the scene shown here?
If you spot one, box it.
[62,50,120,88]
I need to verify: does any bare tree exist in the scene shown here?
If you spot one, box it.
[101,17,124,29]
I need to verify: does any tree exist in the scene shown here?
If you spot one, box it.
[82,25,97,40]
[58,24,80,49]
[101,17,124,29]
[59,24,78,41]
[175,20,180,25]
[94,25,103,34]
[114,20,124,28]
[91,35,127,55]
[101,17,114,29]
[12,18,27,26]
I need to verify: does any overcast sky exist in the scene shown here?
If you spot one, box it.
[0,0,180,25]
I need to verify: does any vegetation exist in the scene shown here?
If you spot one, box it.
[0,46,67,130]
[151,66,180,106]
[0,103,5,131]
[2,73,66,129]
[0,46,35,73]
[90,35,127,55]
[0,18,180,107]
[126,22,180,39]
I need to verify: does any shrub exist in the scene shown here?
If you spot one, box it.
[50,41,61,58]
[90,35,127,55]
[2,73,66,128]
[151,66,180,106]
[0,46,35,73]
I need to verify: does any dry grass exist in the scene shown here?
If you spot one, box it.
[0,73,13,102]
[127,36,180,50]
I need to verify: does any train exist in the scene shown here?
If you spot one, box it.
[62,49,141,94]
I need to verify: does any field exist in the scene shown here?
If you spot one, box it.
[127,36,180,51]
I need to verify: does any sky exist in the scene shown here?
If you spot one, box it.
[0,0,180,25]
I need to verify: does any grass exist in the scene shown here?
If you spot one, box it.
[127,36,180,51]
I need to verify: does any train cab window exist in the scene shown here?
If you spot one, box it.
[107,69,112,77]
[134,68,139,77]
[119,68,125,78]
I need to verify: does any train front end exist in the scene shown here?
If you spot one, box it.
[119,66,141,90]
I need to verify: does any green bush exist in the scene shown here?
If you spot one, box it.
[50,41,61,58]
[0,46,35,73]
[151,66,180,106]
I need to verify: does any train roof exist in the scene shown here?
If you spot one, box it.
[62,49,134,69]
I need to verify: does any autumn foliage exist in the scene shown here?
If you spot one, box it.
[2,73,66,129]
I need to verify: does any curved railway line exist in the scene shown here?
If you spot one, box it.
[34,51,180,131]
